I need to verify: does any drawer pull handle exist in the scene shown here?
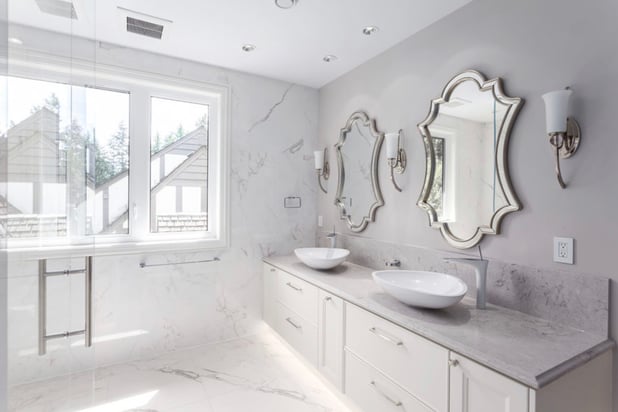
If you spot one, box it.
[285,317,302,329]
[286,282,303,292]
[324,296,332,302]
[369,327,404,346]
[370,380,403,407]
[449,359,459,367]
[270,268,276,272]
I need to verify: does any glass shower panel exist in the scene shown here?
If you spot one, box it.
[5,0,99,410]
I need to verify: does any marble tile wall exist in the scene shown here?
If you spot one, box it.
[320,232,609,337]
[6,26,319,385]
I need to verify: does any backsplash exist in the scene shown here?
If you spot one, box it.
[320,232,609,337]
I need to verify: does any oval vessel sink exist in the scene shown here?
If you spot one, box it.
[372,270,467,309]
[294,248,350,270]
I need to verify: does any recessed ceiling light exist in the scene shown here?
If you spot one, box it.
[275,0,298,9]
[242,44,256,52]
[323,55,337,63]
[362,26,379,36]
[8,37,23,45]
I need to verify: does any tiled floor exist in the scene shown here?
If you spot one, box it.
[9,331,352,412]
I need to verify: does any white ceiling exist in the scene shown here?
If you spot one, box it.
[8,0,472,88]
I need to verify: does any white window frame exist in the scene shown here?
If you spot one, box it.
[4,51,230,258]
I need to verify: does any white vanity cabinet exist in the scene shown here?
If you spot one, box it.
[262,262,613,412]
[263,263,343,380]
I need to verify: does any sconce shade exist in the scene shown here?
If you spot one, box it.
[385,132,399,159]
[542,89,572,134]
[314,150,325,169]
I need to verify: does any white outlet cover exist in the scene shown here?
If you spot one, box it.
[553,237,574,264]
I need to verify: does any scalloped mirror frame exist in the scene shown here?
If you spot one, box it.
[334,111,385,232]
[417,70,524,249]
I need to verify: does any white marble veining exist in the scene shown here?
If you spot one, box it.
[325,233,610,337]
[8,329,351,412]
[265,255,614,389]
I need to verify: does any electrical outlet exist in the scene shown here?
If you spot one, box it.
[318,215,323,227]
[553,237,574,264]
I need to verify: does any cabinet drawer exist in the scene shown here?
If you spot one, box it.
[345,304,448,412]
[276,270,318,325]
[276,302,318,366]
[345,350,432,412]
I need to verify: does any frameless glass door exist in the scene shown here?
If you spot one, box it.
[4,0,103,410]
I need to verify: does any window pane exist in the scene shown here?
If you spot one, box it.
[1,76,72,238]
[150,97,209,233]
[86,87,130,235]
[0,76,130,239]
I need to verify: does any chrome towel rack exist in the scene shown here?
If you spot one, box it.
[38,256,93,356]
[139,257,220,268]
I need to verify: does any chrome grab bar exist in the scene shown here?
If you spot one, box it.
[285,317,302,329]
[370,380,403,407]
[38,257,93,356]
[369,327,404,346]
[286,282,303,292]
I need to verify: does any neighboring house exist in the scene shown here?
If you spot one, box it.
[96,126,209,234]
[0,108,68,237]
[0,108,208,238]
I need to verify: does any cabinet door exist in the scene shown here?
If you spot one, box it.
[449,353,529,412]
[263,264,278,329]
[318,290,344,390]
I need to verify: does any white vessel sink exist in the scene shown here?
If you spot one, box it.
[294,248,350,270]
[372,270,468,309]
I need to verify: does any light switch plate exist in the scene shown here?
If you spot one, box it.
[553,237,574,264]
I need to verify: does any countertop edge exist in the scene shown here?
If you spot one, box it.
[534,339,615,388]
[263,256,614,390]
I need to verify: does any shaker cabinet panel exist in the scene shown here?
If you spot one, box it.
[262,264,278,329]
[449,352,529,412]
[318,290,344,390]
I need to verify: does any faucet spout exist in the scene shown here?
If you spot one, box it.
[326,231,336,248]
[443,258,488,309]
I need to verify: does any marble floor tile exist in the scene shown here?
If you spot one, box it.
[8,330,351,412]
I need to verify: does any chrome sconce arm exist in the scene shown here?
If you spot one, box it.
[542,88,581,189]
[385,130,407,192]
[314,147,330,194]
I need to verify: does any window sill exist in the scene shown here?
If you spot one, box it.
[6,238,228,261]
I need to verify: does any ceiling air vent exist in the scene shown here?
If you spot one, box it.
[35,0,77,19]
[126,17,164,39]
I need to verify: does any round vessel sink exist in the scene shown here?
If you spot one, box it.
[372,270,467,309]
[294,248,350,270]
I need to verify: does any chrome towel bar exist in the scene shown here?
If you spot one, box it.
[139,257,220,268]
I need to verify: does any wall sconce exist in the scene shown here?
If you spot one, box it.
[314,148,329,193]
[384,130,406,192]
[541,88,581,189]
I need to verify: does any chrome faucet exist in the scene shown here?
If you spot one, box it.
[443,257,488,309]
[385,259,401,268]
[326,228,337,248]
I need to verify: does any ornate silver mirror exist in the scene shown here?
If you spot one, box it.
[335,111,384,232]
[418,70,523,248]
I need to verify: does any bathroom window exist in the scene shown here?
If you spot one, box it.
[3,56,229,254]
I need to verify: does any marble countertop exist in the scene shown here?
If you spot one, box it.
[263,255,614,389]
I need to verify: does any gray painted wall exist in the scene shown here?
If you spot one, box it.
[318,0,618,409]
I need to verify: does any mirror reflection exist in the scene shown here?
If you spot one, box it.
[335,111,384,232]
[418,71,523,248]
